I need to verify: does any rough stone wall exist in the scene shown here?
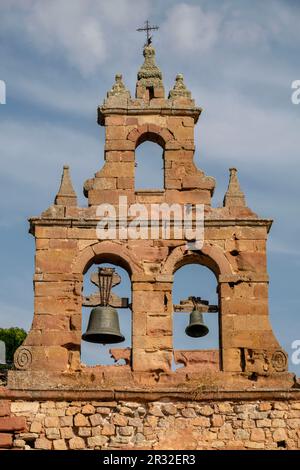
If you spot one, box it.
[1,398,300,450]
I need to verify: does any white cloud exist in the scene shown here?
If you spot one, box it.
[0,0,151,76]
[161,4,221,55]
[26,0,107,75]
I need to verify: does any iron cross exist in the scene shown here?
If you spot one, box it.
[136,20,159,45]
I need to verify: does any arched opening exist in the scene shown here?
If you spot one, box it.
[172,263,219,371]
[81,262,132,366]
[135,141,164,190]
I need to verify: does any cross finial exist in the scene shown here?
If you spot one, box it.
[136,20,159,46]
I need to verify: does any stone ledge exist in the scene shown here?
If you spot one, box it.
[1,387,300,402]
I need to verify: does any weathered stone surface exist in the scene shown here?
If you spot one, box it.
[60,416,73,427]
[69,437,85,450]
[78,427,91,437]
[0,433,13,448]
[45,427,60,440]
[35,437,52,450]
[87,436,108,448]
[0,401,10,417]
[53,439,68,450]
[74,413,89,427]
[163,404,177,415]
[0,416,26,431]
[112,414,128,426]
[199,405,214,417]
[44,416,59,428]
[89,414,103,426]
[119,426,134,436]
[101,423,115,435]
[250,428,265,441]
[13,439,26,448]
[30,421,42,433]
[11,402,39,413]
[82,404,95,415]
[60,427,74,439]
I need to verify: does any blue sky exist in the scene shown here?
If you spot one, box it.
[0,0,299,374]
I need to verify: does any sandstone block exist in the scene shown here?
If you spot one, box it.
[0,401,10,417]
[192,417,210,427]
[96,407,111,415]
[0,416,26,432]
[119,426,134,436]
[45,427,60,440]
[78,427,92,437]
[199,405,214,417]
[211,415,224,427]
[30,421,42,433]
[101,423,115,435]
[11,402,39,414]
[273,428,287,442]
[149,405,164,417]
[287,418,300,429]
[60,415,73,427]
[69,437,85,450]
[250,428,265,441]
[74,413,89,427]
[272,418,286,428]
[66,406,80,416]
[53,439,67,450]
[44,416,59,428]
[181,408,196,418]
[13,439,26,448]
[60,427,74,439]
[256,419,271,428]
[259,402,272,412]
[163,404,177,416]
[82,404,95,415]
[0,433,13,448]
[35,437,52,450]
[87,436,108,447]
[89,414,103,426]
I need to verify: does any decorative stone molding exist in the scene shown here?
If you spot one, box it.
[14,347,32,371]
[169,74,192,99]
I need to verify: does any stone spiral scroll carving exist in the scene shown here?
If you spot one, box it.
[14,347,32,370]
[271,350,288,372]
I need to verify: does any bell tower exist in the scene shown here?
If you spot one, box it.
[9,37,291,392]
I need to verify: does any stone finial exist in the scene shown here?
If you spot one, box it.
[55,165,77,206]
[223,167,246,208]
[107,74,130,98]
[136,44,164,99]
[168,74,192,99]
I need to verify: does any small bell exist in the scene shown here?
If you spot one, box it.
[82,306,125,344]
[185,308,209,338]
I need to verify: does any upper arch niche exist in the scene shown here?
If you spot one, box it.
[135,141,164,190]
[162,244,233,280]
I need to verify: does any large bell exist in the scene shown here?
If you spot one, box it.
[82,306,125,344]
[185,308,209,338]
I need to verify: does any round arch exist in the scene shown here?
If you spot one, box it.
[127,123,174,150]
[162,243,233,279]
[72,241,143,276]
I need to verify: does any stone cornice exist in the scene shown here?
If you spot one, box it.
[1,387,299,402]
[29,217,273,235]
[98,105,202,125]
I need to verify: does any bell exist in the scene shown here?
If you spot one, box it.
[185,308,209,338]
[82,306,125,344]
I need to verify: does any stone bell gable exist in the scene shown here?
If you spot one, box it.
[8,42,292,394]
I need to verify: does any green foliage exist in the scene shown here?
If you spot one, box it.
[0,327,27,363]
